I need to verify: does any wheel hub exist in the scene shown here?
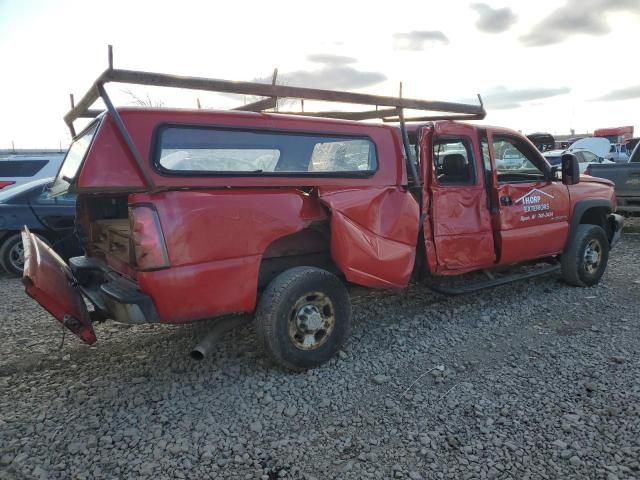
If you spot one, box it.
[9,242,24,271]
[297,305,323,332]
[288,292,335,351]
[583,239,601,274]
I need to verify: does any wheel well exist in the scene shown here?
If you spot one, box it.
[579,206,612,241]
[257,223,340,290]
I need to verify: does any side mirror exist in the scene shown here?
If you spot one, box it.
[561,153,580,185]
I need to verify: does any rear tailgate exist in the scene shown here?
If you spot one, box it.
[21,227,96,344]
[588,163,640,197]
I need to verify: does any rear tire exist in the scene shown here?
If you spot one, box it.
[255,266,351,371]
[561,224,609,287]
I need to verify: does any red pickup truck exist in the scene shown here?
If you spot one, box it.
[22,63,623,370]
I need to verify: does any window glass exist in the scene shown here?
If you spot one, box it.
[433,138,475,185]
[158,127,377,174]
[0,160,48,177]
[580,151,598,163]
[480,139,491,175]
[51,121,99,195]
[493,136,545,182]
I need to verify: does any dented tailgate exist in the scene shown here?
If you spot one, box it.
[21,227,96,344]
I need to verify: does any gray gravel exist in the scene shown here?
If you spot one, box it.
[1,234,640,479]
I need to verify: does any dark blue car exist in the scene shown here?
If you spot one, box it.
[0,178,82,276]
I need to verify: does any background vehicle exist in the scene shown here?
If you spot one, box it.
[0,150,65,192]
[0,178,81,275]
[21,59,623,371]
[594,126,634,144]
[543,148,612,173]
[606,143,630,163]
[626,137,640,153]
[586,141,640,213]
[527,132,555,152]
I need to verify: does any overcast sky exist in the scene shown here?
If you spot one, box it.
[0,0,639,148]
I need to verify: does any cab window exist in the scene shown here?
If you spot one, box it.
[493,136,546,183]
[433,138,475,185]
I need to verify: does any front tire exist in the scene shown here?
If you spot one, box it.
[561,224,609,287]
[255,267,351,371]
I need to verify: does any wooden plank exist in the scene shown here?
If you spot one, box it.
[382,113,486,123]
[233,97,277,112]
[273,108,400,121]
[104,69,484,114]
[65,68,486,125]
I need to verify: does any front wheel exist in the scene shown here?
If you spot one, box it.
[0,233,27,276]
[561,224,609,287]
[255,267,351,371]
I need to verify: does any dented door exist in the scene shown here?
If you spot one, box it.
[21,227,96,344]
[318,187,419,289]
[420,124,496,274]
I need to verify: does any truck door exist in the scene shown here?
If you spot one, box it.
[420,123,496,274]
[485,131,570,265]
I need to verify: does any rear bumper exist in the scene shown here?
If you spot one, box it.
[608,213,624,248]
[615,197,640,213]
[69,256,160,325]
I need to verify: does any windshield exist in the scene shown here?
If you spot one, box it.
[50,121,99,195]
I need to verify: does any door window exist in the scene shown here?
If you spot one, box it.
[433,138,475,185]
[493,136,546,183]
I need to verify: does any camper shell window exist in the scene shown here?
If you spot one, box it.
[154,125,378,177]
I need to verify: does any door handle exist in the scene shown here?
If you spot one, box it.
[500,195,513,206]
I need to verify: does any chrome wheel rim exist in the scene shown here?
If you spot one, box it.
[8,241,24,272]
[583,239,602,274]
[288,291,335,351]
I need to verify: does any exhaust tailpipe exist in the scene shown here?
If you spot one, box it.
[190,316,251,360]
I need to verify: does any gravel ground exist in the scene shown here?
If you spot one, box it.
[1,234,639,480]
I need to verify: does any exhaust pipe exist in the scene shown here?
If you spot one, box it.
[190,316,251,360]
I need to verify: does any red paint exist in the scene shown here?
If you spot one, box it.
[21,228,96,344]
[129,189,327,322]
[421,122,496,274]
[77,109,406,192]
[23,109,620,336]
[0,181,15,190]
[319,187,419,289]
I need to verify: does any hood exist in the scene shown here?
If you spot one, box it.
[580,174,614,187]
[568,138,610,158]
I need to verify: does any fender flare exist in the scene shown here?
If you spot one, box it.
[566,199,613,250]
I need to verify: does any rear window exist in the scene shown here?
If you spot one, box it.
[0,160,48,177]
[156,126,377,175]
[51,121,99,195]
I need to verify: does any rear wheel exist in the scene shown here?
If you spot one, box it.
[255,267,351,371]
[561,224,609,287]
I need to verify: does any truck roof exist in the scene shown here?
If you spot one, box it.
[110,106,405,134]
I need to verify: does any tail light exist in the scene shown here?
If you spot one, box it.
[0,181,15,190]
[129,205,169,271]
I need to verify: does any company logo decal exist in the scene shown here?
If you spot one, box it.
[517,188,555,222]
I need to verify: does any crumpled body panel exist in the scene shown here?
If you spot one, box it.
[430,187,496,273]
[319,187,419,289]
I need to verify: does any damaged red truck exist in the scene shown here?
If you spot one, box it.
[22,64,623,370]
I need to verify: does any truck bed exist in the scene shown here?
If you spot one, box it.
[587,162,640,212]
